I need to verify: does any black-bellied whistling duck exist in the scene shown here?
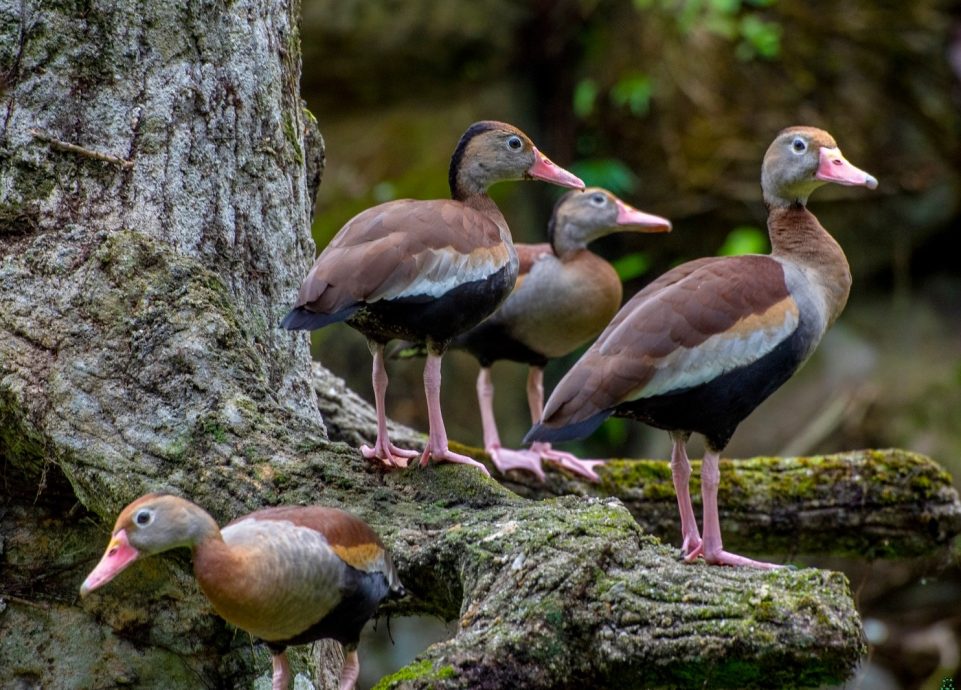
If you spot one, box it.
[526,127,877,568]
[80,494,402,690]
[451,188,670,481]
[282,121,584,475]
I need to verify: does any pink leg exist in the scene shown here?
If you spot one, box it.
[693,448,783,569]
[360,343,419,468]
[526,368,604,482]
[419,353,490,476]
[476,368,545,480]
[271,651,291,690]
[339,648,360,690]
[670,434,702,559]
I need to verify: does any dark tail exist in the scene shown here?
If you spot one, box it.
[280,305,359,331]
[524,409,613,445]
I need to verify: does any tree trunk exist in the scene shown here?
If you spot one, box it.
[2,1,870,688]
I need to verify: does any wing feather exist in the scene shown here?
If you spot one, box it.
[295,199,512,315]
[541,255,799,427]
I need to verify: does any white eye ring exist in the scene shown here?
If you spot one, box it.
[506,135,522,151]
[791,137,807,155]
[590,193,605,205]
[135,509,152,526]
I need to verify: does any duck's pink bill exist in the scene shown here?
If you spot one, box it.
[527,148,585,189]
[816,147,878,189]
[80,529,140,597]
[615,199,672,232]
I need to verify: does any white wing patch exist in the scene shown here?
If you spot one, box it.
[628,299,800,400]
[379,246,515,300]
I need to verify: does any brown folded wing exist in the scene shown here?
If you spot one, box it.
[541,254,800,427]
[296,199,513,316]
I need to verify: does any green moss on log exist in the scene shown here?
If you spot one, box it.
[373,660,457,689]
[496,448,961,559]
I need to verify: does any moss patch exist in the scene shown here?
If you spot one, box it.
[372,659,456,690]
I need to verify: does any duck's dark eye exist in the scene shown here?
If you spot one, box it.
[135,510,152,526]
[507,135,522,151]
[591,194,605,205]
[792,137,807,154]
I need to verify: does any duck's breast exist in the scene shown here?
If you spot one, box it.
[196,517,348,643]
[496,250,623,359]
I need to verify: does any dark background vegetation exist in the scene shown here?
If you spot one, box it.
[297,1,960,688]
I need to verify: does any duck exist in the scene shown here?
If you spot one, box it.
[525,127,877,568]
[448,187,670,481]
[282,121,584,475]
[80,494,403,690]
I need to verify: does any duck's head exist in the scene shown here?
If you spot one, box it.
[549,187,671,256]
[449,121,584,200]
[80,493,216,597]
[761,126,878,208]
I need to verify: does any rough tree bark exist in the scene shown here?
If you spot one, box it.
[0,1,928,688]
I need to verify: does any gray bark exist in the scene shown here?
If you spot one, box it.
[1,1,870,688]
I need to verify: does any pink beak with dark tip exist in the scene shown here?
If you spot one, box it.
[816,147,878,189]
[80,529,140,597]
[614,199,672,233]
[527,147,585,190]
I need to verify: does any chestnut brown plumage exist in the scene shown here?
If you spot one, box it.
[282,121,584,475]
[80,494,403,690]
[448,188,670,481]
[526,127,877,568]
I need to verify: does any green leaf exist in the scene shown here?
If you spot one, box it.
[610,72,652,117]
[612,252,652,281]
[738,15,781,59]
[717,226,769,255]
[569,158,639,195]
[574,78,599,119]
[708,0,741,15]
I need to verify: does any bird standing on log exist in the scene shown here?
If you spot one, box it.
[80,494,403,690]
[282,121,584,475]
[526,127,877,568]
[449,187,671,481]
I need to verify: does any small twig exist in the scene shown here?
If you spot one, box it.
[0,592,50,610]
[29,128,134,170]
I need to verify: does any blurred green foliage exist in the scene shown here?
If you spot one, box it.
[610,72,653,116]
[717,226,770,255]
[632,0,781,60]
[569,158,639,195]
[612,252,653,281]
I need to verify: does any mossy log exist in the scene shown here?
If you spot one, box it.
[502,449,960,560]
[316,374,961,560]
[1,0,865,688]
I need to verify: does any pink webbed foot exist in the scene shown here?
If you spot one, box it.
[691,547,784,570]
[419,444,491,477]
[360,440,418,469]
[528,441,604,482]
[680,533,703,561]
[487,446,546,481]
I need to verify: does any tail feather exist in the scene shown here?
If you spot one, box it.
[280,305,359,331]
[524,410,612,445]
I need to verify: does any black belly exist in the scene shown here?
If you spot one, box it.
[347,264,515,347]
[615,321,813,451]
[266,568,391,653]
[454,319,548,368]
